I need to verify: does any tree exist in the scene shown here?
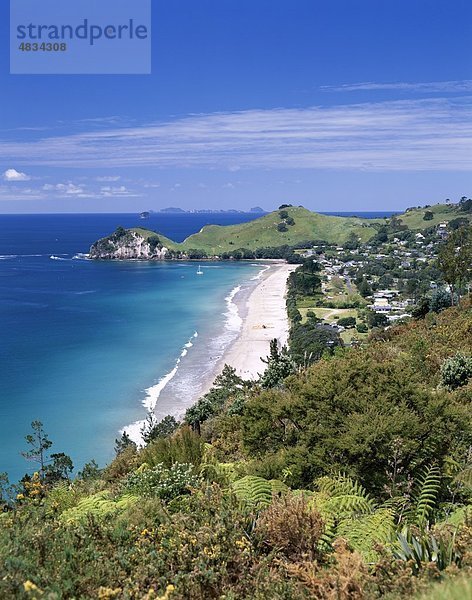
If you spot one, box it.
[141,414,179,445]
[78,459,101,480]
[259,339,296,389]
[459,196,472,212]
[241,351,470,495]
[423,211,434,221]
[44,453,74,484]
[289,323,342,366]
[185,365,246,429]
[277,222,288,232]
[357,278,372,298]
[21,421,53,478]
[0,472,10,507]
[438,226,472,304]
[114,431,137,456]
[367,311,388,329]
[337,316,356,328]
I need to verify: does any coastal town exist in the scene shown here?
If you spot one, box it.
[298,213,466,345]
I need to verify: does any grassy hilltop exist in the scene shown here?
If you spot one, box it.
[91,201,472,258]
[177,207,376,253]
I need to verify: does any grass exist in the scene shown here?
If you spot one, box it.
[107,203,470,255]
[399,203,471,230]
[416,576,472,600]
[128,207,379,254]
[129,227,180,251]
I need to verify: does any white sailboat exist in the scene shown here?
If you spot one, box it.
[197,265,204,275]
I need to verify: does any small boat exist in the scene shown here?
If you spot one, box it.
[197,265,204,275]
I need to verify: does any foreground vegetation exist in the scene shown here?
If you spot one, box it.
[3,216,472,598]
[1,295,472,598]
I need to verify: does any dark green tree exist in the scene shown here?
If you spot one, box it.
[438,226,472,304]
[367,311,388,329]
[21,421,53,478]
[141,414,179,445]
[78,460,101,480]
[357,278,372,298]
[114,431,137,456]
[259,339,296,389]
[185,365,246,429]
[44,453,74,484]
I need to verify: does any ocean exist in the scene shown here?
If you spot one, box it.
[0,211,396,482]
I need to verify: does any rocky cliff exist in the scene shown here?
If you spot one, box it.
[89,227,169,260]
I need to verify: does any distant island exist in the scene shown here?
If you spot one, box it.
[90,200,471,261]
[144,207,267,214]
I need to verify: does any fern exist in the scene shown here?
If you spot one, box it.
[410,465,441,526]
[336,507,396,562]
[440,505,472,527]
[315,474,375,517]
[60,492,139,524]
[232,476,288,508]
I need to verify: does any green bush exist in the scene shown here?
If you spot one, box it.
[141,426,205,468]
[441,353,472,390]
[337,316,356,328]
[124,463,199,500]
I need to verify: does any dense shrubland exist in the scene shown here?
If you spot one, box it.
[1,298,472,598]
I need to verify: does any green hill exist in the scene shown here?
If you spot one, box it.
[90,202,472,258]
[399,203,469,229]
[178,207,376,253]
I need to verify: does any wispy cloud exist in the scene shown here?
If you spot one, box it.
[96,175,121,182]
[1,97,471,171]
[321,80,472,93]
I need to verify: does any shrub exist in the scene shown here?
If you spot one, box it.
[430,288,453,313]
[277,222,288,232]
[256,493,324,560]
[141,426,204,468]
[356,323,368,333]
[337,316,356,328]
[103,445,138,482]
[441,353,472,390]
[124,462,199,500]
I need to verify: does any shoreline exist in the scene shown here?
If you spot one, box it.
[198,261,297,396]
[124,261,295,443]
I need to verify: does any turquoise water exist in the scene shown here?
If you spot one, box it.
[0,214,261,482]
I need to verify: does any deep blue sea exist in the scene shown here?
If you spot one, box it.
[0,211,395,482]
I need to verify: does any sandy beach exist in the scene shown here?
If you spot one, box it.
[124,261,296,442]
[203,261,297,386]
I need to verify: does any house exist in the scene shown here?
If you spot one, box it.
[437,222,448,239]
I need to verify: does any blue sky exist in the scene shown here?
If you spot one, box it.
[0,0,471,213]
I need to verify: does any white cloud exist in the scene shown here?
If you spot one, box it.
[55,183,84,195]
[3,168,31,181]
[1,97,472,172]
[321,79,472,93]
[100,185,139,197]
[96,175,121,182]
